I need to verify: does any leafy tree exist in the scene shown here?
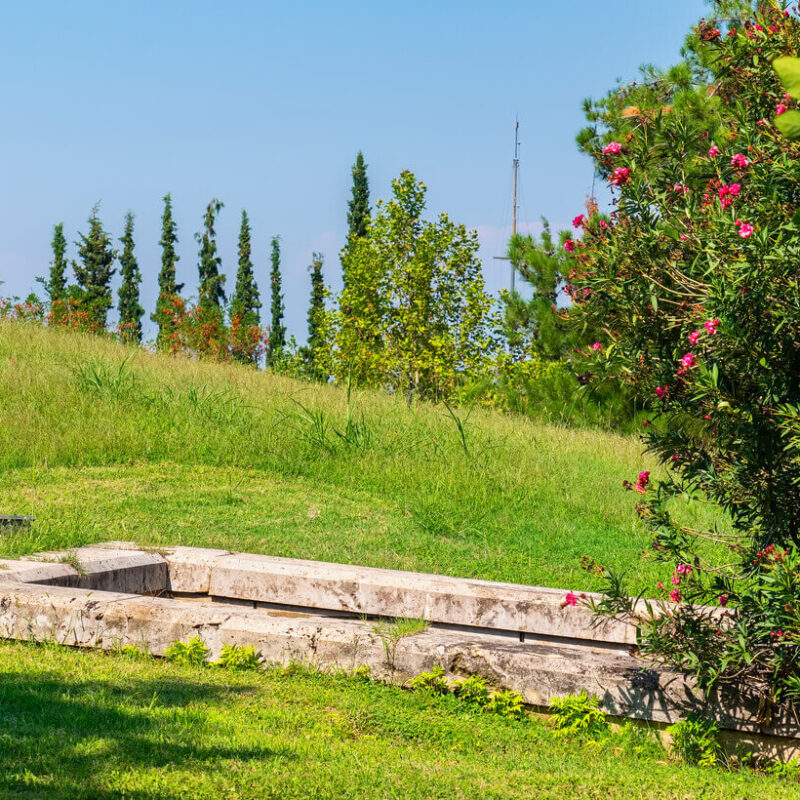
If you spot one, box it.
[567,3,800,710]
[231,210,263,363]
[342,152,370,288]
[299,252,326,379]
[152,194,184,349]
[117,212,144,344]
[196,199,226,310]
[74,206,116,330]
[328,170,496,399]
[45,223,68,305]
[267,235,286,366]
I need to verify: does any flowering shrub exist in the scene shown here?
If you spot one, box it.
[0,296,44,324]
[565,3,800,712]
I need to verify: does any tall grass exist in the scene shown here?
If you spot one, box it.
[0,321,723,590]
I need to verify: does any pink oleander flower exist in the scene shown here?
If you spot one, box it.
[657,582,664,590]
[728,183,741,196]
[688,330,701,345]
[564,592,578,607]
[655,385,668,399]
[704,318,720,335]
[591,342,602,351]
[670,589,682,603]
[564,239,575,253]
[671,574,681,586]
[572,214,585,228]
[638,471,650,484]
[777,103,788,116]
[672,453,680,462]
[603,141,622,155]
[676,564,692,575]
[720,196,733,210]
[731,153,749,168]
[708,144,719,157]
[672,182,689,193]
[681,353,696,369]
[719,594,729,607]
[737,222,754,238]
[610,166,631,186]
[599,220,609,229]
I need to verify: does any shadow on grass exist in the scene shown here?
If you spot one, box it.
[0,670,295,799]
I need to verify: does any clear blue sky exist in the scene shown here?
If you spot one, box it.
[0,0,707,341]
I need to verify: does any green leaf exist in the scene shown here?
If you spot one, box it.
[773,56,800,100]
[791,209,800,228]
[775,110,800,141]
[650,294,658,312]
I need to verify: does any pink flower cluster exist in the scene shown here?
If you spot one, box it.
[564,239,575,253]
[603,141,622,155]
[718,183,741,209]
[777,102,789,116]
[708,144,719,157]
[572,214,584,228]
[655,385,668,399]
[688,330,701,345]
[672,182,690,194]
[731,153,749,169]
[591,342,602,352]
[610,167,631,186]
[704,318,720,335]
[735,219,754,238]
[681,352,695,369]
[634,471,650,495]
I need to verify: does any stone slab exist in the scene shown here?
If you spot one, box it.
[207,553,637,645]
[0,559,78,585]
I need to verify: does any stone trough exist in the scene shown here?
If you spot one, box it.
[0,542,797,756]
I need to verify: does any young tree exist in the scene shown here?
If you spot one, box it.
[267,235,286,366]
[117,212,144,344]
[74,206,116,330]
[329,171,496,399]
[230,209,263,363]
[46,223,68,305]
[342,152,370,288]
[152,194,184,349]
[299,252,326,379]
[196,199,226,310]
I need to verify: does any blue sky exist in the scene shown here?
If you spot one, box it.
[0,0,707,341]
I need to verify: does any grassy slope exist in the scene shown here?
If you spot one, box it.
[0,321,721,592]
[0,640,793,800]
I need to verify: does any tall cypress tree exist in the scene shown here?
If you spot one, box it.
[196,199,226,310]
[47,223,68,304]
[268,235,286,366]
[74,206,116,330]
[152,193,183,349]
[117,212,144,344]
[231,210,262,363]
[342,151,370,288]
[302,252,325,379]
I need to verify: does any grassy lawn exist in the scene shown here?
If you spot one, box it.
[0,321,724,593]
[0,640,794,800]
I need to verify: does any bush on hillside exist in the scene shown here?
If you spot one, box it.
[568,2,800,713]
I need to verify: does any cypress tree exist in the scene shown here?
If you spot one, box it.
[267,235,286,366]
[342,151,370,289]
[347,151,370,240]
[152,194,183,349]
[74,206,116,330]
[302,252,325,379]
[196,199,226,309]
[231,210,262,363]
[117,212,144,344]
[47,223,68,304]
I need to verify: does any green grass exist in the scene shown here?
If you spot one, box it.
[0,640,794,800]
[0,320,724,592]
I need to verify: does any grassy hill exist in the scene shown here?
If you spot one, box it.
[0,319,723,592]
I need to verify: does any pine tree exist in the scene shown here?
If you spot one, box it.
[231,209,262,363]
[343,152,370,289]
[196,199,226,309]
[74,206,116,330]
[152,194,184,349]
[267,235,286,366]
[117,212,144,344]
[46,223,68,304]
[300,252,325,379]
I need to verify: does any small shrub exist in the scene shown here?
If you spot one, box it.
[164,636,210,667]
[408,665,450,696]
[549,691,610,740]
[451,674,490,708]
[485,689,527,721]
[218,643,261,671]
[668,714,722,767]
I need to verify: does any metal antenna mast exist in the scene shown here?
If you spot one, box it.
[494,118,520,292]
